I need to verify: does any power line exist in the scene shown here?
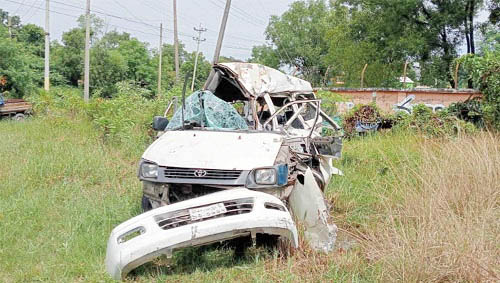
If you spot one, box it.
[12,0,28,14]
[44,0,160,30]
[23,0,43,21]
[111,0,153,28]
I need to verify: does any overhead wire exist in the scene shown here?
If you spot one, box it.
[21,0,42,21]
[6,0,267,59]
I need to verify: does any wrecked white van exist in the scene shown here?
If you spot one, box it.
[105,63,343,280]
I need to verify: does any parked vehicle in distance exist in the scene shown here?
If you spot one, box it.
[0,93,32,121]
[106,63,344,280]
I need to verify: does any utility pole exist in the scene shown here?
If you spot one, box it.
[173,0,180,80]
[157,23,163,98]
[7,16,12,38]
[191,24,206,91]
[83,0,91,102]
[44,0,50,91]
[213,0,231,64]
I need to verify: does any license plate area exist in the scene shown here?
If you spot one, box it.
[189,203,227,221]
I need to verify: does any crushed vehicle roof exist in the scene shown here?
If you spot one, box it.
[214,63,313,97]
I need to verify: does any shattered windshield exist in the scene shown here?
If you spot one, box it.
[166,91,249,130]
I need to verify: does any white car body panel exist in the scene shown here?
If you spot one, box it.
[142,130,284,170]
[105,189,298,280]
[218,63,313,97]
[289,168,337,252]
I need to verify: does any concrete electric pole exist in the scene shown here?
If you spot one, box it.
[84,0,91,102]
[213,0,231,64]
[173,0,180,80]
[157,23,163,98]
[44,0,50,91]
[191,24,206,91]
[7,16,12,38]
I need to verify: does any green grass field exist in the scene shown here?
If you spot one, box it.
[1,116,498,282]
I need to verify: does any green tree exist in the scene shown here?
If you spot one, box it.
[457,50,500,129]
[263,0,331,85]
[0,25,39,97]
[180,51,212,91]
[250,45,281,69]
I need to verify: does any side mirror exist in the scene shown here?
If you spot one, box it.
[152,116,169,131]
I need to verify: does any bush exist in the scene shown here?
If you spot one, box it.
[0,36,40,98]
[448,97,485,128]
[342,104,382,138]
[456,51,500,129]
[394,104,476,137]
[28,86,182,147]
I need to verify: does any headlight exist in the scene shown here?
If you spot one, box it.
[254,168,276,185]
[141,162,158,178]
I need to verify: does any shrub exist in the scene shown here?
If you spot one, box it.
[28,86,182,147]
[456,51,500,129]
[394,104,476,137]
[342,103,382,138]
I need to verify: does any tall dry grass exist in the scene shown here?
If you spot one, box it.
[366,133,500,282]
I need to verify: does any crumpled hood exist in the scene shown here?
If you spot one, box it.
[142,130,284,170]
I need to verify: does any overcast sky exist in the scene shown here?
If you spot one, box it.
[2,0,296,60]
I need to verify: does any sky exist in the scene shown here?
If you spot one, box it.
[1,0,296,61]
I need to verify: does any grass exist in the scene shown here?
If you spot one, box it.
[1,114,498,282]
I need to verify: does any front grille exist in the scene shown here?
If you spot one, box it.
[163,167,242,180]
[154,198,254,230]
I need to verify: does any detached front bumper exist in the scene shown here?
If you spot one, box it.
[105,189,298,280]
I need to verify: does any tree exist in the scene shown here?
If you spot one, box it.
[263,0,331,85]
[249,45,280,69]
[457,50,500,128]
[89,47,128,97]
[17,24,45,57]
[0,25,39,97]
[180,51,211,91]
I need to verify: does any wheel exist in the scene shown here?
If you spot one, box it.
[141,195,153,212]
[13,113,25,121]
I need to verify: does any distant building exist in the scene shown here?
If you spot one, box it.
[398,76,415,89]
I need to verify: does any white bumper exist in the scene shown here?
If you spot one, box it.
[105,189,298,280]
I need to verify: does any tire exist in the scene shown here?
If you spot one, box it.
[141,195,153,212]
[13,113,25,121]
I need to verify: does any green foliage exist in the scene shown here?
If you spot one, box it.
[457,50,500,129]
[448,98,485,127]
[28,86,182,146]
[394,104,477,137]
[89,47,128,97]
[252,0,490,88]
[316,90,348,116]
[0,32,40,98]
[249,45,281,69]
[180,51,212,91]
[52,28,85,86]
[342,104,382,138]
[264,0,331,85]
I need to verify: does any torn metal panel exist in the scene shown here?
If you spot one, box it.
[105,189,298,280]
[206,63,313,98]
[289,168,337,253]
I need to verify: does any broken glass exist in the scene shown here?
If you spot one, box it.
[166,91,249,130]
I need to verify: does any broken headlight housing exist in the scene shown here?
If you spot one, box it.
[255,168,276,185]
[248,164,288,187]
[140,161,158,178]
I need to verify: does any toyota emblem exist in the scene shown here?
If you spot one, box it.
[193,169,207,177]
